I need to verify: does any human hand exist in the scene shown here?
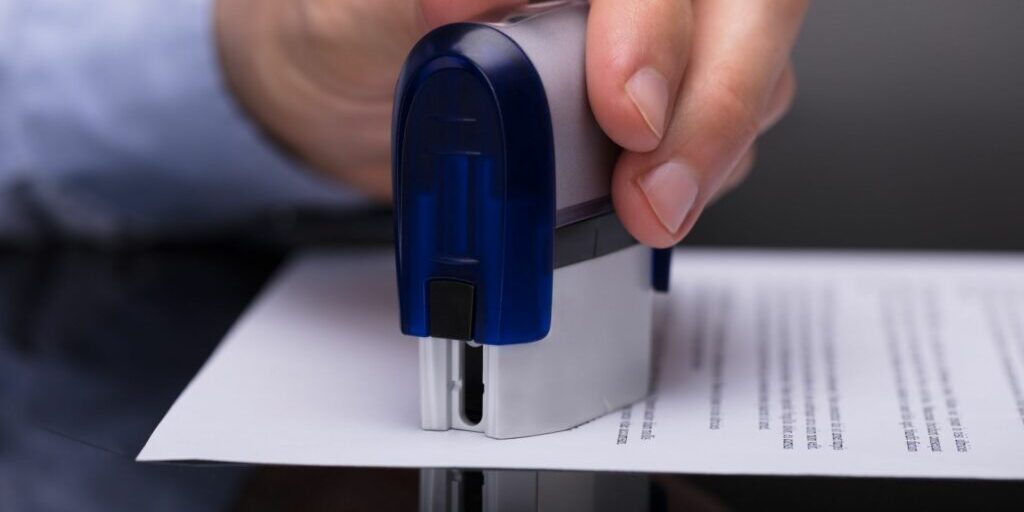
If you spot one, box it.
[216,0,806,248]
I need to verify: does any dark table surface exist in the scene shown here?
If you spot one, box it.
[4,1,1024,510]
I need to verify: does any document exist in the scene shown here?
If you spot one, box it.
[139,249,1024,479]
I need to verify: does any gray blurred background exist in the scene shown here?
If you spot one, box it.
[686,0,1024,250]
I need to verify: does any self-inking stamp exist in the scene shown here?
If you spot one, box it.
[393,1,670,439]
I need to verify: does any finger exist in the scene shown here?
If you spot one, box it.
[613,0,808,248]
[710,144,756,204]
[760,61,796,133]
[711,65,791,203]
[710,65,790,202]
[587,0,692,153]
[418,0,526,29]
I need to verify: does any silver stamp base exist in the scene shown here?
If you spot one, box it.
[418,245,654,439]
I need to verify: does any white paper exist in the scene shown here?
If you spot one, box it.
[139,249,1024,479]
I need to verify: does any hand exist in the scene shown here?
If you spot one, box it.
[216,0,807,248]
[215,0,524,200]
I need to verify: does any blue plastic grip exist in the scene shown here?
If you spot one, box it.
[393,24,556,345]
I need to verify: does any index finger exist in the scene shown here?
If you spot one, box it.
[586,0,692,153]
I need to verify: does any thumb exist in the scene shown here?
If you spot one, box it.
[418,0,527,29]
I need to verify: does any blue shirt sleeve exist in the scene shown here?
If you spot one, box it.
[0,0,366,241]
